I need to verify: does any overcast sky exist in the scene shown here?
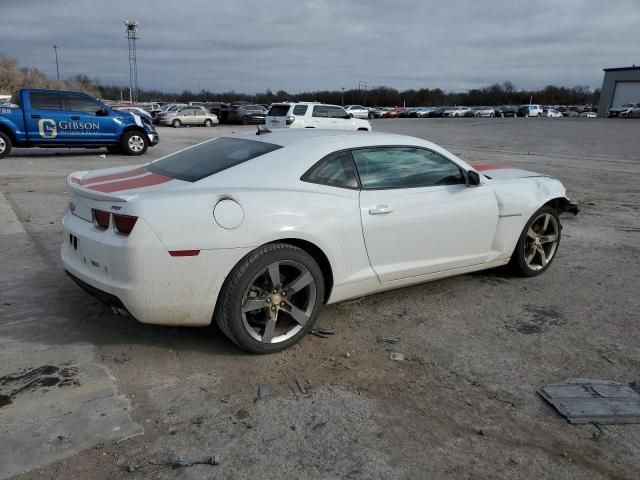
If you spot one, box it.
[1,0,638,93]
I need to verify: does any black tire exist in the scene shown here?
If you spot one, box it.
[204,118,213,127]
[215,243,325,354]
[0,131,12,158]
[509,205,561,277]
[120,130,148,156]
[241,116,251,125]
[172,119,182,128]
[106,145,120,154]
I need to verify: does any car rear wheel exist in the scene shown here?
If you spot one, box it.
[510,206,561,277]
[215,243,325,353]
[204,119,213,127]
[120,131,148,156]
[0,132,12,158]
[172,119,182,128]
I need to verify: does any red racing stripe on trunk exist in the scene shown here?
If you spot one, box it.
[470,163,511,171]
[80,166,147,186]
[87,173,172,193]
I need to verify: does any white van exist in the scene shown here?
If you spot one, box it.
[266,102,372,131]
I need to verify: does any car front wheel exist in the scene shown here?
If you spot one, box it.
[120,131,148,156]
[215,243,325,353]
[510,206,561,277]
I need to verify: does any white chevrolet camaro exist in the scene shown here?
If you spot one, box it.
[62,130,578,353]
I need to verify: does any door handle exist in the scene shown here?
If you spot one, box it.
[369,205,393,215]
[70,115,80,120]
[30,114,41,119]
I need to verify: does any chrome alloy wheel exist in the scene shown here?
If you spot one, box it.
[0,137,6,154]
[524,212,559,270]
[128,135,145,153]
[241,260,317,344]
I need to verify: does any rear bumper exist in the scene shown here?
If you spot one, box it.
[61,211,251,326]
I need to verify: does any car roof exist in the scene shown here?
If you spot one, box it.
[229,129,427,149]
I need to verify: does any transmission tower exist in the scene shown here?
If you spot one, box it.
[124,20,139,103]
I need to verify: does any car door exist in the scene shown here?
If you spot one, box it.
[25,91,70,144]
[328,106,353,129]
[62,93,116,143]
[311,105,333,129]
[192,108,207,125]
[354,146,499,282]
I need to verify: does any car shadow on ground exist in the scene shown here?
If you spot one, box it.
[1,267,246,358]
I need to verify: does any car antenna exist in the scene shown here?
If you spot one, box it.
[256,124,271,135]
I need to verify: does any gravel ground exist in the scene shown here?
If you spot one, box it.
[0,118,639,479]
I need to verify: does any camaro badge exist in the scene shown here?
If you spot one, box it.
[38,119,57,139]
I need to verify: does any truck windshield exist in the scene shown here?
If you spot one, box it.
[146,137,281,182]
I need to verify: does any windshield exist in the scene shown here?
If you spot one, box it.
[146,137,282,182]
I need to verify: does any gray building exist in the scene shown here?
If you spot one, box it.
[598,66,640,117]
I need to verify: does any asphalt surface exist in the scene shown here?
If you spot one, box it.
[1,118,639,479]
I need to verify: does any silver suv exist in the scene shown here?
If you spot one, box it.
[266,102,372,131]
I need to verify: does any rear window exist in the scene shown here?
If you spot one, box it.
[268,105,291,117]
[146,137,282,182]
[30,92,62,110]
[293,105,308,115]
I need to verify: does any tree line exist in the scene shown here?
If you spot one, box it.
[1,53,599,107]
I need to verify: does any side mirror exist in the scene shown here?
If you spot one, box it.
[96,107,109,117]
[467,170,481,186]
[344,114,351,120]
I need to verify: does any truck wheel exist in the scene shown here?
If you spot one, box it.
[172,119,182,128]
[121,131,148,156]
[0,132,11,158]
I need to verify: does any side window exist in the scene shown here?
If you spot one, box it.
[30,92,62,110]
[301,150,359,189]
[351,147,465,190]
[64,94,102,115]
[328,106,349,118]
[312,105,329,118]
[293,105,308,116]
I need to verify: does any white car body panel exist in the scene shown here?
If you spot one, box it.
[266,103,372,131]
[443,107,471,117]
[61,130,572,327]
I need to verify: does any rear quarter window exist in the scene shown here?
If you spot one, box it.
[268,105,291,116]
[146,137,282,182]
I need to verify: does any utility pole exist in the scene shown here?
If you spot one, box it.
[341,87,345,106]
[358,81,368,106]
[124,20,139,103]
[53,45,60,80]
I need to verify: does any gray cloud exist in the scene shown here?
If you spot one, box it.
[1,0,638,93]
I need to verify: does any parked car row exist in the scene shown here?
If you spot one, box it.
[371,104,598,119]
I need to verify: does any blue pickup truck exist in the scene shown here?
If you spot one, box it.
[0,88,159,158]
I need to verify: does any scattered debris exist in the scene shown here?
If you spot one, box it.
[99,154,106,159]
[345,352,350,358]
[257,384,273,400]
[311,354,335,373]
[538,378,640,424]
[127,464,136,472]
[376,336,400,345]
[295,376,311,395]
[310,327,335,338]
[475,428,486,437]
[191,416,205,426]
[389,352,405,361]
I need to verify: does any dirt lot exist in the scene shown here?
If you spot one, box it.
[1,118,639,479]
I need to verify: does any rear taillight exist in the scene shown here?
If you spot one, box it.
[286,115,295,125]
[92,209,110,229]
[113,214,138,235]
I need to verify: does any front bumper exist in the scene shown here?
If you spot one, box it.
[147,132,159,145]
